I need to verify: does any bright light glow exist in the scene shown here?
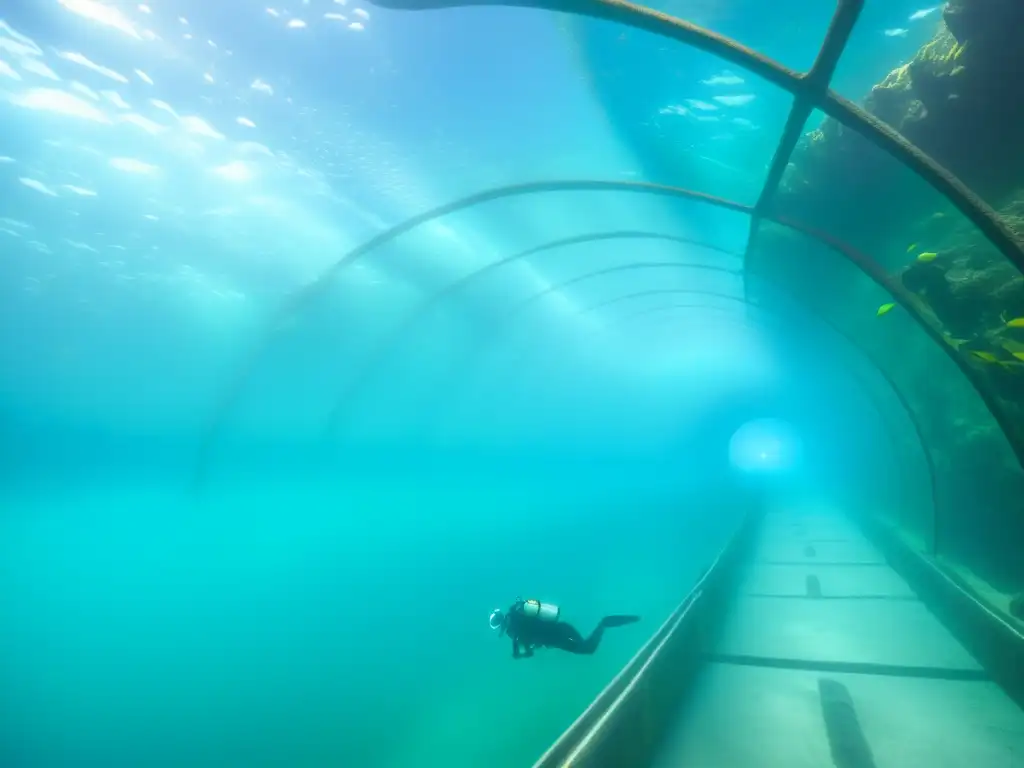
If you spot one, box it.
[729,418,802,473]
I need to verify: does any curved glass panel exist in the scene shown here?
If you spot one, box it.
[0,4,793,438]
[362,190,749,300]
[748,219,1024,600]
[829,2,948,103]
[5,1,1024,767]
[831,2,1024,209]
[565,16,796,204]
[231,192,749,441]
[639,0,837,72]
[774,108,1024,451]
[744,276,933,534]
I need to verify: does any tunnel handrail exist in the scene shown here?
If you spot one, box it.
[531,589,703,768]
[531,504,757,767]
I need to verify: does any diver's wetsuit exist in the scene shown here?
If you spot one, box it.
[504,601,639,659]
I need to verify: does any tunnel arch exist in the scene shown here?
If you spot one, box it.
[301,211,1013,477]
[299,205,979,440]
[451,287,937,546]
[318,234,741,433]
[193,0,1024,496]
[194,179,1021,491]
[366,0,1022,271]
[401,262,745,436]
[476,261,741,325]
[299,1,1024,479]
[321,262,744,434]
[535,304,909,481]
[612,302,757,327]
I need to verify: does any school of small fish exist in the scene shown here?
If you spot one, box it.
[873,241,1024,373]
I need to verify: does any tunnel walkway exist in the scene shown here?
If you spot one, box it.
[544,512,1024,768]
[643,509,1024,767]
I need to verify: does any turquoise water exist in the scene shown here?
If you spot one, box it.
[0,1,957,766]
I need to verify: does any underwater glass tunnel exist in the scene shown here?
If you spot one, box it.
[1,0,1024,765]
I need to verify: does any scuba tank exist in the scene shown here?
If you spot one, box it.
[520,598,560,622]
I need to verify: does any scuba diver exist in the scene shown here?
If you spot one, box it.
[489,598,640,659]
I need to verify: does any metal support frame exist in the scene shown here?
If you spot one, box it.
[419,262,743,410]
[193,182,746,491]
[319,231,738,435]
[602,306,932,530]
[453,301,747,424]
[744,1,864,296]
[367,0,1023,271]
[754,0,865,219]
[194,0,1024,490]
[193,182,1021,494]
[778,215,1024,459]
[611,301,755,326]
[307,204,1016,467]
[493,260,739,318]
[447,282,937,548]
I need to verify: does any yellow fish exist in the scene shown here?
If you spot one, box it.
[1000,342,1024,368]
[876,302,895,317]
[997,311,1024,328]
[966,348,1024,372]
[943,335,969,349]
[906,243,917,253]
[969,350,1022,371]
[916,251,938,262]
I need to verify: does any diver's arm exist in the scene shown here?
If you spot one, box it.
[512,638,521,659]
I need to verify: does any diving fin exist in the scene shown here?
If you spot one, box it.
[600,615,640,628]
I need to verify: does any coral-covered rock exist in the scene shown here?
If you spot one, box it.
[899,202,1024,338]
[764,0,1024,500]
[775,0,1024,247]
[897,196,1024,400]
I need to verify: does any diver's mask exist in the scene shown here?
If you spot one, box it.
[488,608,506,634]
